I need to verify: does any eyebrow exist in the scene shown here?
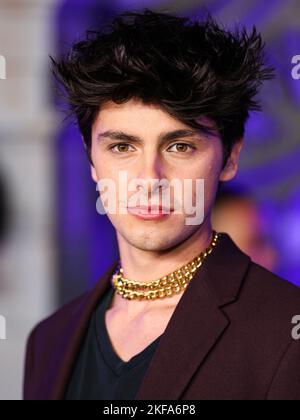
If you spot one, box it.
[96,129,202,145]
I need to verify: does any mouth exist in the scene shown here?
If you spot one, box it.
[127,205,174,220]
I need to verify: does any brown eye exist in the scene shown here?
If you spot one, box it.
[168,143,194,153]
[109,143,135,153]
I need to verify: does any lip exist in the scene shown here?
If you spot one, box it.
[127,205,174,220]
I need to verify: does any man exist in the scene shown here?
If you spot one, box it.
[23,9,300,400]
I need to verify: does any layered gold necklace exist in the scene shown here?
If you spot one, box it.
[111,231,220,301]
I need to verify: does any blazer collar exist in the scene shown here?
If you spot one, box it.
[49,232,251,400]
[135,232,251,400]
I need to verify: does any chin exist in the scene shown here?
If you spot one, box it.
[130,239,172,252]
[125,230,190,252]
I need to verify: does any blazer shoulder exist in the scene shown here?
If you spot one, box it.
[26,260,118,347]
[247,261,300,293]
[23,289,94,399]
[244,261,300,312]
[28,289,92,340]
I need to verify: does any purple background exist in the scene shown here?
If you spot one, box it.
[53,0,300,304]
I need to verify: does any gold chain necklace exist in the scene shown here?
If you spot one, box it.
[112,231,220,301]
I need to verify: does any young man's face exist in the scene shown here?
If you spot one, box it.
[90,99,242,252]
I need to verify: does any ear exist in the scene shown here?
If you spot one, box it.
[80,134,97,182]
[219,138,244,182]
[90,164,98,183]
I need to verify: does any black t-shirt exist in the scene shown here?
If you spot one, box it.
[64,285,163,400]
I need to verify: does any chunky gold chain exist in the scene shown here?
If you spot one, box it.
[112,231,220,301]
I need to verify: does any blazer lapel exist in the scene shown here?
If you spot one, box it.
[48,261,119,399]
[135,233,251,400]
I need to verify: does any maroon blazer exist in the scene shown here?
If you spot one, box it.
[23,233,300,400]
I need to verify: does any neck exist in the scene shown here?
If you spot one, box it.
[116,218,214,284]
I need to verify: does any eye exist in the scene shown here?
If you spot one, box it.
[108,143,136,153]
[167,142,195,153]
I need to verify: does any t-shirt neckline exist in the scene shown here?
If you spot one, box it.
[94,285,163,376]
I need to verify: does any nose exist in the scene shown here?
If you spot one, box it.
[135,154,164,196]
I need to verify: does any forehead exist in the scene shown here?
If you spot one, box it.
[92,99,189,131]
[92,99,217,140]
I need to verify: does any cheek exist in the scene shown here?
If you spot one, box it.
[202,159,222,201]
[186,152,222,212]
[181,151,222,185]
[92,154,115,179]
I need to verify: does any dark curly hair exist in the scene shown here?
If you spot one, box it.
[51,8,274,167]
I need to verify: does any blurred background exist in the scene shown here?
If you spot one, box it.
[0,0,299,400]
